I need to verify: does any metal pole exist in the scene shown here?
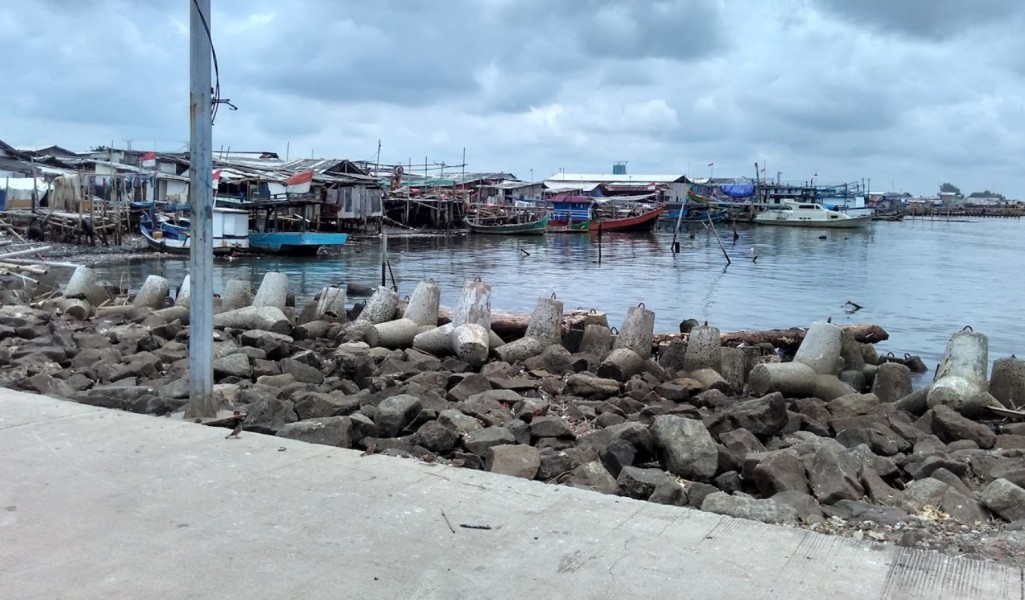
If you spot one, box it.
[185,0,215,419]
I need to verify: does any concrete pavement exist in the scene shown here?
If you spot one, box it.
[0,388,1020,599]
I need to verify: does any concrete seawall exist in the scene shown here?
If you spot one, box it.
[0,389,1019,599]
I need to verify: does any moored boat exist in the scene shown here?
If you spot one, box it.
[548,195,664,233]
[754,199,872,229]
[463,213,550,235]
[139,206,250,255]
[247,231,349,255]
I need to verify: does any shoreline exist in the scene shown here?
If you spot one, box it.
[3,270,1025,568]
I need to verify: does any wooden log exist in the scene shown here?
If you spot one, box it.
[399,300,890,350]
[656,324,889,353]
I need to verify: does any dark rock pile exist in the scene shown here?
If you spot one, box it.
[8,271,1025,568]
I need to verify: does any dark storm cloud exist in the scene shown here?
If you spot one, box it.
[810,0,1025,39]
[1,0,1023,197]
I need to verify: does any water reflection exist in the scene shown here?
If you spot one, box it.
[96,219,1025,372]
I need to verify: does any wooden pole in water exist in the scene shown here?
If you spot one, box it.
[708,211,731,266]
[670,182,689,253]
[380,229,388,287]
[597,221,603,265]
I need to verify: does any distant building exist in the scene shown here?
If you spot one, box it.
[544,172,691,205]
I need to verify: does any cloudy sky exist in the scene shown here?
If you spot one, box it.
[2,0,1024,197]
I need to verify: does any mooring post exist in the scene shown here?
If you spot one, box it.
[184,0,215,419]
[380,230,388,288]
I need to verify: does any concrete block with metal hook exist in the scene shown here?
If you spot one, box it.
[375,280,441,349]
[252,271,289,311]
[493,294,563,364]
[613,303,655,359]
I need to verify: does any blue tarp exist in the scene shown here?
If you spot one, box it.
[721,183,755,199]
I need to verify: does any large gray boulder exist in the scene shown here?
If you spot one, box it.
[485,445,541,479]
[982,478,1025,522]
[374,394,422,437]
[701,492,798,524]
[650,415,717,481]
[276,417,353,448]
[807,445,864,505]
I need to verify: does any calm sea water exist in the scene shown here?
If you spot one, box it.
[94,218,1025,377]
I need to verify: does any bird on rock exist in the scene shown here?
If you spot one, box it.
[225,422,242,439]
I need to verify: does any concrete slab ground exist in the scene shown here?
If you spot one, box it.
[0,388,1020,599]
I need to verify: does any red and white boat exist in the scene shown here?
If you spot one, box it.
[548,195,664,233]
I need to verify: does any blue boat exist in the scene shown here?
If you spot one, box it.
[139,206,250,255]
[247,231,349,255]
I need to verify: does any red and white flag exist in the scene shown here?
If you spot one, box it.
[286,170,314,193]
[212,169,222,182]
[141,152,157,168]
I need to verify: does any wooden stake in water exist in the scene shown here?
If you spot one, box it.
[380,230,388,287]
[597,221,603,265]
[707,211,731,266]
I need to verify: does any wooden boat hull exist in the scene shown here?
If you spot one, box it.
[140,223,242,255]
[592,206,664,232]
[464,214,550,235]
[547,219,592,234]
[247,232,349,255]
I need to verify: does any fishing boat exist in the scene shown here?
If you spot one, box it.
[547,218,591,233]
[463,212,550,235]
[546,197,591,233]
[248,231,349,255]
[139,206,250,255]
[548,195,664,233]
[247,200,349,255]
[754,199,872,229]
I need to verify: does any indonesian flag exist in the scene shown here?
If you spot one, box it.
[286,170,314,194]
[212,169,222,182]
[142,152,157,168]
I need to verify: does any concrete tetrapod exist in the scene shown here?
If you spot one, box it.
[793,321,844,375]
[613,303,655,359]
[132,275,170,310]
[375,281,441,349]
[493,295,563,363]
[175,275,190,307]
[316,286,348,321]
[682,325,722,373]
[989,357,1025,409]
[928,328,993,415]
[579,324,613,360]
[221,280,253,311]
[412,280,493,367]
[748,362,818,397]
[451,280,492,367]
[64,265,110,307]
[252,272,289,310]
[357,286,400,325]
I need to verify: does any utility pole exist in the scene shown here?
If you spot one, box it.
[185,0,215,419]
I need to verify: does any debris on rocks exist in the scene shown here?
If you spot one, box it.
[9,270,1025,569]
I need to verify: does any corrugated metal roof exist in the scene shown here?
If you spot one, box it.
[546,173,687,184]
[544,181,601,193]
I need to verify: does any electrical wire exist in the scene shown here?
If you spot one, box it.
[191,0,236,125]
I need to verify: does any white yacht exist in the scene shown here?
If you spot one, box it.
[754,199,872,229]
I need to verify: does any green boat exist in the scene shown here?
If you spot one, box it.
[547,218,592,234]
[463,213,550,235]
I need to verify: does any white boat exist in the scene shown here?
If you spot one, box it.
[754,199,872,229]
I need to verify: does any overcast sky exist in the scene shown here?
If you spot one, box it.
[2,0,1023,197]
